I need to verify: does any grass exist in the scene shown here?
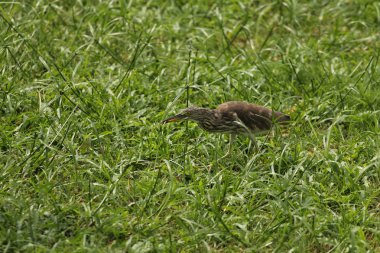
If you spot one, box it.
[1,0,379,252]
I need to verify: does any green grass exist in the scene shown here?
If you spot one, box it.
[1,0,380,252]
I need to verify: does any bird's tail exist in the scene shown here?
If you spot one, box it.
[274,112,291,123]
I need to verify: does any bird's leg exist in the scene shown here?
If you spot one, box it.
[247,131,257,149]
[232,114,257,149]
[220,134,235,159]
[228,133,236,155]
[247,130,258,154]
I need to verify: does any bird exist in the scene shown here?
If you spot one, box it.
[162,101,290,157]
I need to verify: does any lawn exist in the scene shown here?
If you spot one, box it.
[1,0,379,252]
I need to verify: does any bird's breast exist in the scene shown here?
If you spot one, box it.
[197,119,244,134]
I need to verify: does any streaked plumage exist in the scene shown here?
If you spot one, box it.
[162,101,290,156]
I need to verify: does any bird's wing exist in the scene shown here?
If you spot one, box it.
[239,111,272,131]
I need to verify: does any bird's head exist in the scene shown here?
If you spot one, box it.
[162,106,212,124]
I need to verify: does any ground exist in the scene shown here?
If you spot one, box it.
[0,1,379,252]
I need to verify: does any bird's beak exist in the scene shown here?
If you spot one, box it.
[162,114,186,124]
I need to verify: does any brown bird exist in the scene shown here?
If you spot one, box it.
[162,101,290,157]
